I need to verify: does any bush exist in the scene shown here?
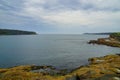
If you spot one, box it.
[110,32,120,41]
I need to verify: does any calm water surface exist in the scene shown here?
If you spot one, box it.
[0,34,120,69]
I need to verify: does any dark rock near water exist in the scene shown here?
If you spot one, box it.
[88,38,120,48]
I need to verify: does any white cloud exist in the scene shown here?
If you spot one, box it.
[42,11,120,28]
[18,0,120,27]
[79,0,120,10]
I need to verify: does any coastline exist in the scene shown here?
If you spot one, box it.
[88,38,120,48]
[0,54,120,80]
[88,33,120,48]
[0,29,37,35]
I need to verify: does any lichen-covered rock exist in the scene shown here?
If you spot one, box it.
[0,54,119,80]
[71,54,120,79]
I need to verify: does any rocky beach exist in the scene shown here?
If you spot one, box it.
[0,54,120,80]
[88,33,120,48]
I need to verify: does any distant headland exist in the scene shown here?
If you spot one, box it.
[84,32,118,35]
[0,29,37,35]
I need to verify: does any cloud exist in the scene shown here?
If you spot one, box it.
[42,10,120,27]
[79,0,120,10]
[17,0,120,28]
[0,0,120,32]
[0,0,30,26]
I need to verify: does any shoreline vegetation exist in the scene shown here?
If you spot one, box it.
[88,32,120,48]
[0,54,120,80]
[0,29,37,35]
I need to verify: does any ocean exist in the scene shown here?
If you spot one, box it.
[0,34,120,69]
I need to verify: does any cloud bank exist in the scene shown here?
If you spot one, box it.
[0,0,120,33]
[17,0,120,27]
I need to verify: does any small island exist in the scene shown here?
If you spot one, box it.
[88,33,120,48]
[0,29,37,35]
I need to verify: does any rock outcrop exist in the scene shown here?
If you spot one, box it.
[88,33,120,48]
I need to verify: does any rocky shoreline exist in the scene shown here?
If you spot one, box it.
[88,38,120,48]
[0,54,120,80]
[88,33,120,48]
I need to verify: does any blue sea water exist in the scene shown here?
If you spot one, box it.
[0,34,120,69]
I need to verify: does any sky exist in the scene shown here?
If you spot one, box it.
[0,0,120,34]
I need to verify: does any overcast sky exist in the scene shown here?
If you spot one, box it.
[0,0,120,34]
